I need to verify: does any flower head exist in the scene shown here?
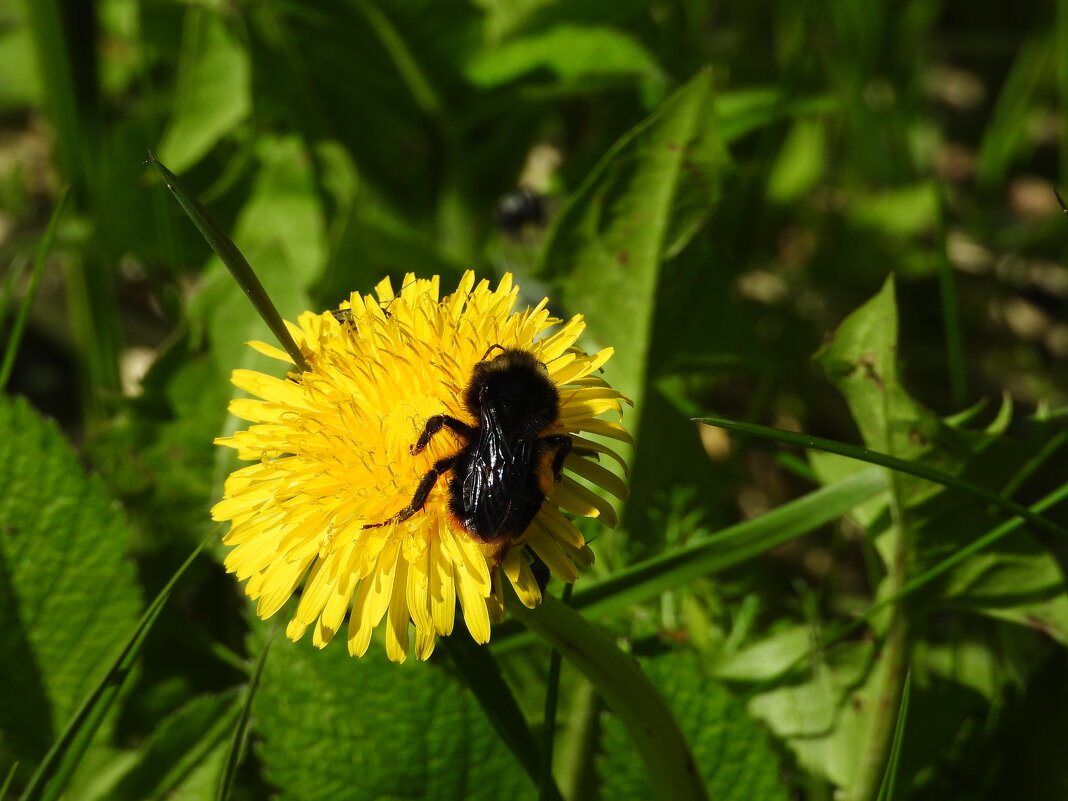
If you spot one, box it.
[212,272,629,661]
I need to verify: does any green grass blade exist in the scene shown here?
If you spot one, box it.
[147,153,310,372]
[1061,0,1068,194]
[215,627,275,801]
[868,479,1068,628]
[350,0,441,117]
[24,2,89,193]
[999,428,1068,499]
[694,415,1068,539]
[491,469,887,649]
[875,671,911,801]
[438,628,564,801]
[2,762,18,799]
[572,467,887,616]
[19,535,210,801]
[746,480,1068,701]
[0,186,70,392]
[0,259,23,340]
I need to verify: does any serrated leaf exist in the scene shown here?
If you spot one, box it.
[539,66,729,409]
[747,642,877,789]
[253,638,535,801]
[811,280,1068,643]
[436,632,556,798]
[465,25,662,86]
[0,395,141,768]
[600,650,789,801]
[156,8,250,173]
[814,276,942,467]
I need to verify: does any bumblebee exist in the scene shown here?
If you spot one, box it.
[365,348,570,556]
[494,187,547,239]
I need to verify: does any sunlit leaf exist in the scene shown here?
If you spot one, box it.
[253,638,535,801]
[156,8,251,173]
[0,395,141,771]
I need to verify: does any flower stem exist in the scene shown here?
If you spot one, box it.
[506,592,708,801]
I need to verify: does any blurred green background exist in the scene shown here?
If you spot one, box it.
[2,0,1068,799]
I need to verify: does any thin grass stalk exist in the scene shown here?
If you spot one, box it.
[0,187,70,391]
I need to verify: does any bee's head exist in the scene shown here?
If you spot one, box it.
[466,348,559,434]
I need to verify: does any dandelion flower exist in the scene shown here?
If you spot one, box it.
[212,272,630,662]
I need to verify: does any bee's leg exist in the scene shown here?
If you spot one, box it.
[412,415,475,454]
[363,455,457,529]
[543,434,572,482]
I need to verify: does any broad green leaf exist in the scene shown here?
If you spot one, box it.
[436,632,558,799]
[110,691,241,801]
[156,7,250,173]
[600,649,789,801]
[539,66,728,409]
[253,638,535,801]
[18,537,208,801]
[0,395,141,769]
[711,625,814,683]
[813,275,980,551]
[913,626,1037,704]
[812,279,1068,642]
[814,275,940,465]
[465,25,663,87]
[748,642,876,790]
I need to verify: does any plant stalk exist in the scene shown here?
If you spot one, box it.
[506,592,707,801]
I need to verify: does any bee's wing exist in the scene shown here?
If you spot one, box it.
[462,420,503,511]
[462,415,535,534]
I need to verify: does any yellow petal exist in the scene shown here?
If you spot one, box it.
[502,548,542,607]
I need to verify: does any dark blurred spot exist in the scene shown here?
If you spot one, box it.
[494,187,546,239]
